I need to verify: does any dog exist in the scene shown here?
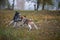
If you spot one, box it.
[22,16,38,31]
[7,11,23,27]
[8,15,38,31]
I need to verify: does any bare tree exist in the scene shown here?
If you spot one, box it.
[37,0,53,10]
[0,0,7,9]
[12,0,15,10]
[58,2,60,9]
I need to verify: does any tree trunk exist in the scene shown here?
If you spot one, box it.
[12,0,15,10]
[34,4,36,11]
[58,2,60,9]
[42,0,45,10]
[37,4,39,11]
[7,0,10,9]
[37,0,40,11]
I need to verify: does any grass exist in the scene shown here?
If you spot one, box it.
[0,10,60,40]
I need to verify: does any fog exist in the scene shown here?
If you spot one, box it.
[9,0,60,10]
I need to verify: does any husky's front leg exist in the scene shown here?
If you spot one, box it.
[28,24,32,31]
[13,22,17,27]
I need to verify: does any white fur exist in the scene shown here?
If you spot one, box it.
[28,21,38,31]
[8,18,38,31]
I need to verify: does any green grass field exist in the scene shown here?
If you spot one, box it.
[0,10,60,40]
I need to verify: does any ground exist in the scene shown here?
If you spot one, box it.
[0,10,60,40]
